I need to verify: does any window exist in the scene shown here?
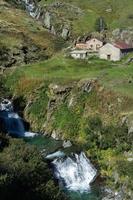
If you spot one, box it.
[96,44,100,50]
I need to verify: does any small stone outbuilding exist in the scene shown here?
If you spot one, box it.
[99,42,133,61]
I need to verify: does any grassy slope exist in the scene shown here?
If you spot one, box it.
[0,1,66,55]
[40,0,133,36]
[6,53,133,98]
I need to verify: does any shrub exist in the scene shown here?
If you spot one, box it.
[0,139,66,200]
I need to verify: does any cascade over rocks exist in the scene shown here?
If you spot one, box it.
[15,0,72,39]
[0,99,37,137]
[52,152,97,192]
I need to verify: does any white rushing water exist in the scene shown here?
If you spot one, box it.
[52,152,97,192]
[0,99,37,138]
[46,151,65,160]
[0,99,13,112]
[21,0,37,18]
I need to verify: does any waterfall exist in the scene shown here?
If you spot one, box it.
[21,0,37,18]
[0,99,37,138]
[52,152,97,192]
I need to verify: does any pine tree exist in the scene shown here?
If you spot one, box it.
[95,17,107,32]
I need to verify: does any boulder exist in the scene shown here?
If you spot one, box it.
[78,79,97,93]
[44,11,51,29]
[51,130,60,140]
[63,140,72,148]
[61,27,70,40]
[112,28,121,37]
[49,84,72,95]
[102,188,124,200]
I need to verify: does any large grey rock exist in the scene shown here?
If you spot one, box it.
[112,28,121,37]
[51,25,56,35]
[102,188,124,200]
[44,12,51,29]
[61,27,70,40]
[49,84,72,95]
[111,28,133,46]
[51,130,60,140]
[78,79,97,93]
[63,140,72,148]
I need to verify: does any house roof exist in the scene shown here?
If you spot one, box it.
[86,38,103,43]
[114,41,132,50]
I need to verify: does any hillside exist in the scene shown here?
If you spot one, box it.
[0,0,133,200]
[38,0,133,37]
[0,0,66,68]
[3,56,133,199]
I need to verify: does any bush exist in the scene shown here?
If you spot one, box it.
[0,139,66,200]
[95,17,107,32]
[85,116,130,151]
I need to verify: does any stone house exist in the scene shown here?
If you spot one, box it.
[85,38,103,52]
[70,50,88,59]
[99,42,133,61]
[76,38,103,52]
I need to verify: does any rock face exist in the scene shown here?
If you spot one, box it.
[0,1,56,68]
[44,12,51,29]
[16,0,84,40]
[17,0,72,40]
[25,79,125,138]
[102,187,131,200]
[61,27,70,40]
[0,41,48,68]
[63,140,72,148]
[111,28,133,46]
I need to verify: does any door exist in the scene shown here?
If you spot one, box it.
[107,54,111,60]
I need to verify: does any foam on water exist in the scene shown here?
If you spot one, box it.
[46,151,65,160]
[52,152,97,192]
[24,132,37,137]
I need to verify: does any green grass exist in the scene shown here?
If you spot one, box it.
[39,0,133,36]
[6,53,133,97]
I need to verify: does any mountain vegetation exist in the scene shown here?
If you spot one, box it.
[0,135,66,200]
[0,0,133,200]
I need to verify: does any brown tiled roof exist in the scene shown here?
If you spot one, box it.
[114,41,133,49]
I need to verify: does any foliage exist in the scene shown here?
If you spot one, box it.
[0,134,9,151]
[53,103,80,140]
[85,115,131,151]
[117,160,133,179]
[0,139,66,200]
[95,17,107,32]
[26,83,49,131]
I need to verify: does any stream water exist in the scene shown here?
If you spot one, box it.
[0,99,102,200]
